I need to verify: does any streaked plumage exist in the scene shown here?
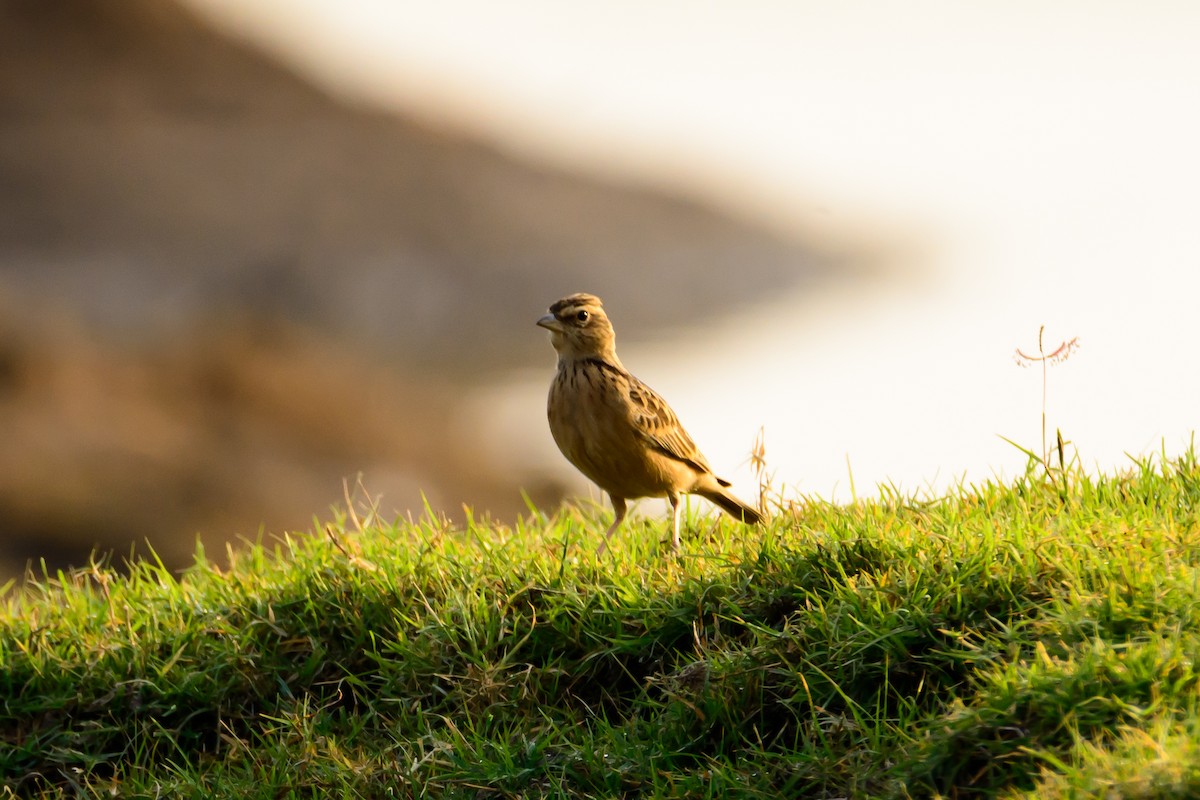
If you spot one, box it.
[537,293,763,553]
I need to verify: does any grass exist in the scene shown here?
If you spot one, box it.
[2,447,1200,798]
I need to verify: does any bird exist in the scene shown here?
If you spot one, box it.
[537,292,763,553]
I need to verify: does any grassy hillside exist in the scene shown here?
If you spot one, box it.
[3,449,1200,798]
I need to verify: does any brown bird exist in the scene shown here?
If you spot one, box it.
[537,293,763,553]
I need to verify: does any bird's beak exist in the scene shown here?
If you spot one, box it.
[536,313,564,332]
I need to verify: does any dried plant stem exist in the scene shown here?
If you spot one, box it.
[1014,325,1080,476]
[1039,327,1049,472]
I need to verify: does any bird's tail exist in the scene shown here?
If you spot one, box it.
[697,485,764,525]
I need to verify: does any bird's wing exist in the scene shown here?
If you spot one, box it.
[625,375,720,478]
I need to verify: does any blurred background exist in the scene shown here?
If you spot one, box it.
[2,0,1198,578]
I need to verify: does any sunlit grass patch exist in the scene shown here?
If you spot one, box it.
[2,448,1199,798]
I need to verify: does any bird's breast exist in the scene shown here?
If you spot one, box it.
[546,360,694,498]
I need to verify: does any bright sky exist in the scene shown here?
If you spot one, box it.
[184,0,1200,500]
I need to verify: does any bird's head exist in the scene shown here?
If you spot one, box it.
[537,293,618,362]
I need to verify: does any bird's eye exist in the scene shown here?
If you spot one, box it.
[575,310,590,323]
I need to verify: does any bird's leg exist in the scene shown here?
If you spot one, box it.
[668,492,682,551]
[596,495,627,555]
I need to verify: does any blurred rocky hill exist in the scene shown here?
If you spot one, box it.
[0,0,850,577]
